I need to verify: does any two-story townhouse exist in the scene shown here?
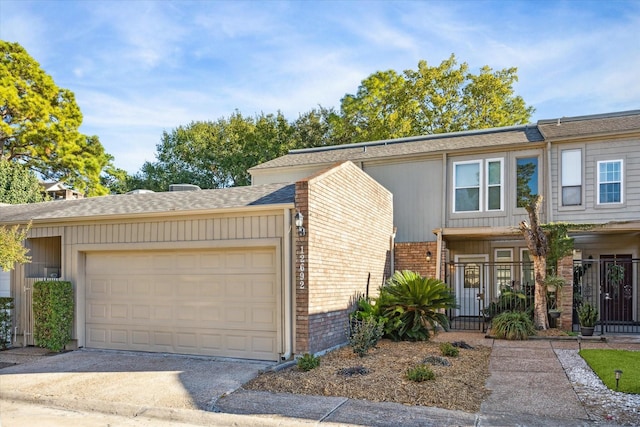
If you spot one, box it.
[541,112,640,333]
[250,110,640,334]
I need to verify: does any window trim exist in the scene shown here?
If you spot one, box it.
[486,158,504,212]
[515,155,540,209]
[596,159,624,205]
[561,148,583,207]
[453,160,482,213]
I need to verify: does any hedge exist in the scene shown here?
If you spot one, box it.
[33,280,74,352]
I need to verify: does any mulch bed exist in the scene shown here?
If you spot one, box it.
[245,339,492,413]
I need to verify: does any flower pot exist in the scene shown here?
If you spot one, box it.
[580,326,595,336]
[548,311,561,319]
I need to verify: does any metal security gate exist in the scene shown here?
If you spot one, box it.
[573,257,639,335]
[444,261,534,331]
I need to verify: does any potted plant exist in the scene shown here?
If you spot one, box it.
[577,302,598,336]
[544,274,565,293]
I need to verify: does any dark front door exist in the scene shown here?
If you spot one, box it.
[601,254,633,322]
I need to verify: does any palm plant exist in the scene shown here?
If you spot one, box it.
[377,270,457,341]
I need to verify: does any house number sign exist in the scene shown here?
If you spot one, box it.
[299,246,305,289]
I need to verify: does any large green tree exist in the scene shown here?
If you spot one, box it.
[0,160,45,204]
[1,41,111,196]
[130,111,296,191]
[0,223,31,272]
[336,54,534,142]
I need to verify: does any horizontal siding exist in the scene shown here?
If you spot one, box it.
[553,137,640,223]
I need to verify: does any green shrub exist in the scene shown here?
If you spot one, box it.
[577,302,598,327]
[297,353,320,371]
[348,316,385,357]
[0,297,14,349]
[33,281,74,352]
[491,311,535,340]
[405,364,435,382]
[484,286,532,318]
[439,342,459,357]
[376,271,457,342]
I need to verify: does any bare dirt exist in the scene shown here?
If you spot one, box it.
[245,339,492,413]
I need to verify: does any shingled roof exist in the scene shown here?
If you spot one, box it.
[250,125,543,171]
[0,182,295,224]
[538,110,640,140]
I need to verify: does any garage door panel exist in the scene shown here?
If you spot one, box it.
[85,248,279,360]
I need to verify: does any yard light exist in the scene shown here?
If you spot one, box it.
[294,211,306,237]
[614,369,623,390]
[426,251,432,262]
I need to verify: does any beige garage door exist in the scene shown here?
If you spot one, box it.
[85,248,279,360]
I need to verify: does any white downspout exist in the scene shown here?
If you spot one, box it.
[282,208,292,360]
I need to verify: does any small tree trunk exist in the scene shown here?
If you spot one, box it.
[519,195,549,330]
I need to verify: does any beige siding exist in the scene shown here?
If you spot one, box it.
[364,159,442,243]
[15,210,287,351]
[552,137,640,223]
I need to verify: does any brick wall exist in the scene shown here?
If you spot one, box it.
[294,161,394,354]
[394,242,439,278]
[556,253,574,330]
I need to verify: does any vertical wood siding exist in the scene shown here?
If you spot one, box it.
[364,159,442,243]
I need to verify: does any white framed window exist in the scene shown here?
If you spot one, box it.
[597,160,623,204]
[453,158,504,213]
[516,156,539,208]
[495,249,513,292]
[486,158,503,211]
[454,160,481,212]
[561,149,582,206]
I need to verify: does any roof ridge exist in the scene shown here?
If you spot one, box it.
[289,124,534,155]
[537,109,640,125]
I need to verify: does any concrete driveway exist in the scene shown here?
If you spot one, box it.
[0,348,273,416]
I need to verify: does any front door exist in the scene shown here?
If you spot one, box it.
[601,254,633,322]
[455,255,488,316]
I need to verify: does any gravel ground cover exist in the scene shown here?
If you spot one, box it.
[556,349,640,426]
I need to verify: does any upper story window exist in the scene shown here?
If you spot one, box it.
[453,159,503,213]
[561,149,582,206]
[516,157,538,208]
[487,159,503,211]
[597,160,623,204]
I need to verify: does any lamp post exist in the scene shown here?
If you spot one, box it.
[614,369,623,390]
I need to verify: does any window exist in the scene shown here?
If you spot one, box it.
[454,161,480,212]
[495,249,513,290]
[597,160,623,204]
[520,249,534,287]
[516,157,539,207]
[453,159,503,213]
[561,149,582,206]
[486,159,503,211]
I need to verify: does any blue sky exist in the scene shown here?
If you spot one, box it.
[1,0,639,173]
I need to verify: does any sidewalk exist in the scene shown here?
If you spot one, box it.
[215,332,640,426]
